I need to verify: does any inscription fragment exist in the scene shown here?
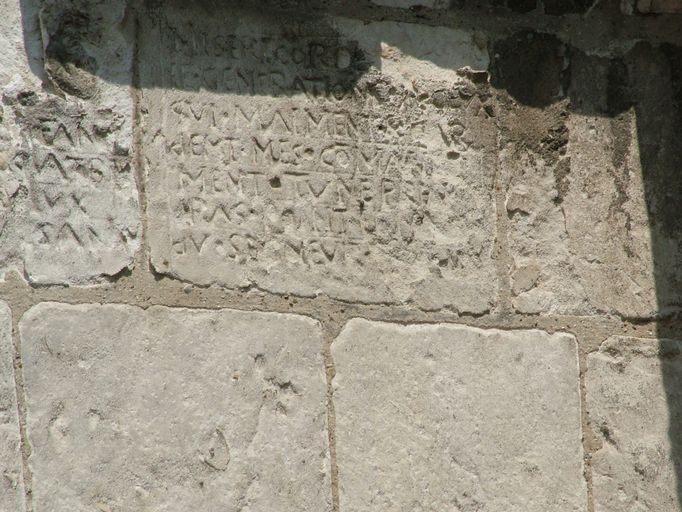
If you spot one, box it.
[0,0,139,284]
[141,3,496,312]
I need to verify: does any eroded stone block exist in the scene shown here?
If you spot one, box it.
[0,0,140,284]
[20,303,329,511]
[587,336,682,511]
[332,319,586,511]
[140,2,496,312]
[0,302,24,512]
[494,33,682,317]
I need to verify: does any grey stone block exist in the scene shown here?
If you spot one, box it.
[20,303,330,511]
[332,319,586,512]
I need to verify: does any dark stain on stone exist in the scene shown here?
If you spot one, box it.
[540,110,569,159]
[553,156,571,205]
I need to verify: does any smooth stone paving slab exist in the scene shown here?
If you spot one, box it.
[587,336,682,512]
[0,0,140,284]
[332,319,586,512]
[0,301,23,512]
[140,1,497,313]
[20,303,329,512]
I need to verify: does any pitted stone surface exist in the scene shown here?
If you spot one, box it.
[502,107,657,316]
[496,33,682,317]
[140,2,496,312]
[587,336,682,512]
[0,0,139,284]
[20,303,329,511]
[332,319,585,512]
[0,302,23,511]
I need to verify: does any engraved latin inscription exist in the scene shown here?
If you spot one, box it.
[0,88,139,283]
[141,4,496,311]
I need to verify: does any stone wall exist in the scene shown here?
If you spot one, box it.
[1,0,682,510]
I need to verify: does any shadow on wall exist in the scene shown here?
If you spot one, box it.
[491,27,682,506]
[19,0,462,99]
[14,0,682,505]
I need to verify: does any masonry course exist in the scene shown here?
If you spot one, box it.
[0,0,681,511]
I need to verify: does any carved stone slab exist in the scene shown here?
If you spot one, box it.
[20,303,329,511]
[140,2,496,312]
[0,0,140,284]
[587,336,682,512]
[0,301,24,511]
[332,319,586,511]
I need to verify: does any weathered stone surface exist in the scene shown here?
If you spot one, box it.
[495,33,682,317]
[370,0,448,8]
[20,303,329,511]
[0,0,139,284]
[332,319,585,511]
[622,0,682,13]
[140,2,496,312]
[587,336,682,511]
[0,302,24,511]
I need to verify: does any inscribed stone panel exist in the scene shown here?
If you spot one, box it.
[140,2,496,312]
[0,0,140,284]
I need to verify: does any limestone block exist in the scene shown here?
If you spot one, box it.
[332,319,586,512]
[503,108,657,316]
[140,2,497,313]
[0,0,140,284]
[496,35,682,317]
[0,302,24,512]
[587,336,682,512]
[20,303,329,511]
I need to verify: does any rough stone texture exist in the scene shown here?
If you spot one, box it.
[20,303,329,511]
[140,2,497,313]
[0,0,139,284]
[587,336,682,512]
[494,32,682,317]
[332,319,586,512]
[622,0,682,13]
[371,0,449,8]
[2,1,682,511]
[0,302,23,512]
